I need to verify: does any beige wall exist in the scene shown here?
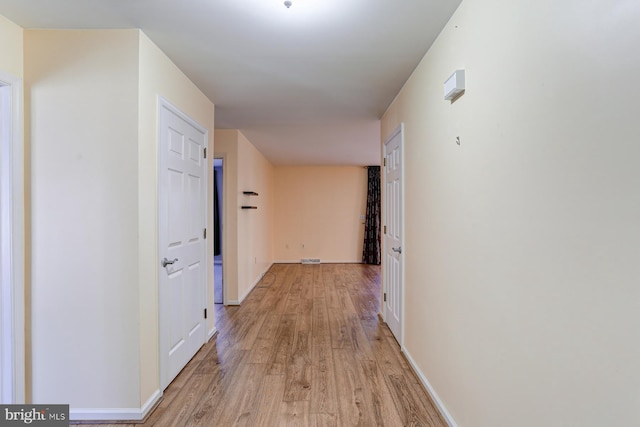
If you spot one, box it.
[214,130,274,303]
[0,15,23,78]
[381,0,640,425]
[26,29,141,409]
[273,166,367,263]
[137,31,215,407]
[25,29,215,416]
[236,132,274,301]
[215,138,367,296]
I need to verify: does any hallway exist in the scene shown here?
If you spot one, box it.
[82,264,445,426]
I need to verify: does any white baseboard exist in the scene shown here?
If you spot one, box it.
[273,260,362,264]
[256,263,274,284]
[226,299,240,306]
[208,326,218,341]
[70,389,162,422]
[401,348,458,427]
[141,390,163,420]
[232,263,274,305]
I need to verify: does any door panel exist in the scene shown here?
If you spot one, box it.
[159,99,207,390]
[187,174,202,240]
[168,271,184,350]
[168,169,184,245]
[384,125,403,343]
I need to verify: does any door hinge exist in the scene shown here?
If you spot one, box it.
[384,293,387,302]
[383,158,386,166]
[203,228,207,239]
[204,147,207,158]
[204,308,208,319]
[384,225,387,234]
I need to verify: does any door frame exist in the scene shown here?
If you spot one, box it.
[0,72,25,404]
[213,155,226,305]
[382,123,405,347]
[157,96,208,390]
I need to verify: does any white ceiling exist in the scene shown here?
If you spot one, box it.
[0,0,462,165]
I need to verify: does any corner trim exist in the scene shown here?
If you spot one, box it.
[232,263,274,305]
[207,327,218,341]
[69,389,162,422]
[0,72,25,404]
[401,347,458,427]
[140,390,163,420]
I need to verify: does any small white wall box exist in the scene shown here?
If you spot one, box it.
[444,70,465,100]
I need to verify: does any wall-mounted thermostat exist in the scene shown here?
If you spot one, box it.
[444,70,465,100]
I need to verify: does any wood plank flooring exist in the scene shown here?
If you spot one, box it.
[76,264,446,427]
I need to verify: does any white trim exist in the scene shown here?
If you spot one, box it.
[69,389,162,422]
[273,260,363,264]
[382,123,405,346]
[236,263,274,304]
[402,347,458,427]
[0,71,24,404]
[317,260,362,264]
[227,263,274,306]
[212,154,227,305]
[140,389,163,418]
[207,327,218,341]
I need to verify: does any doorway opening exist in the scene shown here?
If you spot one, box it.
[213,158,224,304]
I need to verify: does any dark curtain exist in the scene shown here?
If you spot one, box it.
[213,171,221,256]
[362,166,381,265]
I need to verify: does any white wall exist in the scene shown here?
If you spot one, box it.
[381,0,640,425]
[26,29,141,409]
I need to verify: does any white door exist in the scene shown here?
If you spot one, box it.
[158,98,207,390]
[383,124,403,344]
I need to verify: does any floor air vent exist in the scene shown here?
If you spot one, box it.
[301,258,321,264]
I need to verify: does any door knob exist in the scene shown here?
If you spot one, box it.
[162,257,178,267]
[392,247,402,254]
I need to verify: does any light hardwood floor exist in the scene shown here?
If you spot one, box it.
[77,264,446,426]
